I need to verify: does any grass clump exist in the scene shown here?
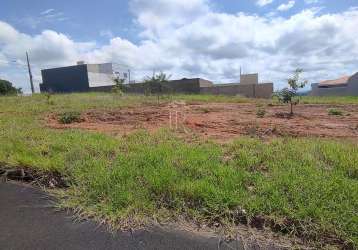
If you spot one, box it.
[256,108,266,118]
[328,108,343,116]
[58,111,82,124]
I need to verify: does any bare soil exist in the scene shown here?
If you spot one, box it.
[0,164,68,188]
[47,102,358,141]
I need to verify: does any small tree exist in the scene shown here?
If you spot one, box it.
[275,69,307,115]
[0,79,22,95]
[143,72,171,101]
[112,78,126,95]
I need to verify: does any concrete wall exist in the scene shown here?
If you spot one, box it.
[125,79,273,98]
[348,73,358,94]
[240,74,258,85]
[310,84,349,96]
[40,65,89,93]
[201,84,253,96]
[255,83,274,98]
[87,63,113,74]
[163,78,201,93]
[87,63,114,88]
[310,72,358,96]
[199,79,214,87]
[124,78,211,94]
[89,86,114,92]
[200,82,273,98]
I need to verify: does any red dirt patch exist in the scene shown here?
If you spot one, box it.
[47,102,358,141]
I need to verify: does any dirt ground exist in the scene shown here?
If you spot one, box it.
[47,102,358,141]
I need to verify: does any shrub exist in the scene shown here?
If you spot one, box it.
[256,108,266,118]
[143,72,171,102]
[328,108,343,116]
[58,112,82,124]
[112,78,125,95]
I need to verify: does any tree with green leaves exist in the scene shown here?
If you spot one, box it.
[0,79,22,95]
[143,71,171,96]
[112,77,126,95]
[274,68,307,115]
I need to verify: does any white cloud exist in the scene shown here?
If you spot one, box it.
[256,0,274,7]
[40,9,55,15]
[304,0,320,4]
[18,9,68,29]
[130,0,209,38]
[1,0,358,93]
[99,29,114,39]
[277,1,296,11]
[0,52,8,67]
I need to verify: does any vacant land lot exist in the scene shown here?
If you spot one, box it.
[0,93,357,249]
[48,102,358,141]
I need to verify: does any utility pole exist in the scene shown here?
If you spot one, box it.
[128,69,131,84]
[26,52,35,94]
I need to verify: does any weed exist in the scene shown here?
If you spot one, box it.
[45,93,54,105]
[328,108,343,116]
[112,78,125,95]
[256,108,266,118]
[58,111,82,124]
[199,107,210,113]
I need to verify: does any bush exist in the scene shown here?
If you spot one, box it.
[112,78,125,95]
[58,112,82,124]
[328,108,343,116]
[0,79,22,95]
[256,108,266,118]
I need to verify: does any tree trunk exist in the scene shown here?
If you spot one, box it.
[290,102,293,115]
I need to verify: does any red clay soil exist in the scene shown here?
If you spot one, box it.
[47,102,358,141]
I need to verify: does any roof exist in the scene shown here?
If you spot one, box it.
[318,75,350,87]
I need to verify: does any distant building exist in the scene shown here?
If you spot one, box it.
[200,73,273,98]
[39,64,273,98]
[40,62,116,93]
[239,73,259,85]
[127,73,273,98]
[310,72,358,96]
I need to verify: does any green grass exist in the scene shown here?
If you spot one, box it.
[0,93,357,248]
[301,96,358,105]
[328,108,344,116]
[169,94,251,103]
[58,111,82,124]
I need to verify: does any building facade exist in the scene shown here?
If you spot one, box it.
[200,73,273,98]
[310,72,358,96]
[40,62,115,93]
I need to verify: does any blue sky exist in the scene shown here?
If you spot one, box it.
[1,1,355,41]
[0,0,357,92]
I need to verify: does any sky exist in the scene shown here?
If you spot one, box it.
[0,0,357,92]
